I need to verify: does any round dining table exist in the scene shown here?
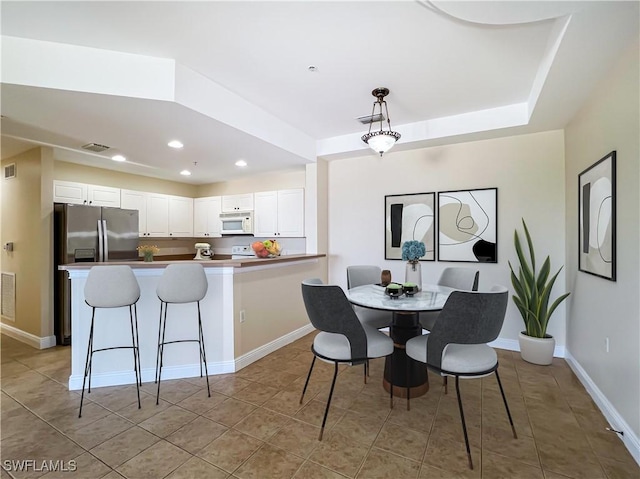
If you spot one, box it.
[346,283,454,398]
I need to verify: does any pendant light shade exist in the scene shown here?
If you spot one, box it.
[361,87,401,156]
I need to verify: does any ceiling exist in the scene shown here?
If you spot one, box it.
[1,1,638,184]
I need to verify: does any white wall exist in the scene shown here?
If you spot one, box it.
[564,39,639,442]
[327,130,567,348]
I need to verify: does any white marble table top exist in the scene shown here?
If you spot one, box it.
[346,283,454,312]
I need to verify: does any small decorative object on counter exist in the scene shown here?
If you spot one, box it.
[137,244,159,262]
[385,283,403,299]
[403,282,419,296]
[402,240,425,291]
[251,239,281,258]
[381,269,392,286]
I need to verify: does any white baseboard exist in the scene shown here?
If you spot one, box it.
[490,337,566,358]
[565,351,640,466]
[68,323,315,390]
[235,323,315,371]
[0,322,56,350]
[68,361,236,390]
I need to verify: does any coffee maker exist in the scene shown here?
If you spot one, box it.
[194,243,212,260]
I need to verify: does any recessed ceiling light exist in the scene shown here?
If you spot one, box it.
[308,65,318,72]
[235,160,247,167]
[112,155,126,162]
[180,170,191,176]
[168,140,184,149]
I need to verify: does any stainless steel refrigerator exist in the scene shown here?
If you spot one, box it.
[54,203,139,345]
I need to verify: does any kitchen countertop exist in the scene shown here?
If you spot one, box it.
[59,253,326,270]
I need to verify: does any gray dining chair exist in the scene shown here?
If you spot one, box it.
[346,265,393,329]
[300,278,394,440]
[420,267,479,331]
[80,265,141,418]
[405,285,516,470]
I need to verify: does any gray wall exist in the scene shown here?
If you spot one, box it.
[565,39,640,441]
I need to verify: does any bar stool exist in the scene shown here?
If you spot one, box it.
[80,265,141,418]
[155,263,211,404]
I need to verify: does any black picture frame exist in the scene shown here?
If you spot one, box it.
[437,187,498,263]
[578,151,616,281]
[384,192,436,260]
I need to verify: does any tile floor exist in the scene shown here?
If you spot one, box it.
[1,333,638,479]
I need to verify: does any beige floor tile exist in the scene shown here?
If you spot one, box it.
[309,432,369,478]
[203,398,257,427]
[418,464,471,478]
[147,378,204,404]
[598,455,640,479]
[356,447,420,479]
[538,442,606,478]
[482,424,539,467]
[232,381,279,405]
[373,421,429,462]
[268,418,323,459]
[116,440,190,479]
[165,416,228,454]
[293,461,349,478]
[47,402,112,435]
[262,388,310,416]
[138,405,197,438]
[90,426,160,468]
[209,375,252,395]
[115,393,172,424]
[197,429,264,473]
[233,407,289,440]
[85,385,145,412]
[64,413,133,450]
[176,389,226,414]
[481,451,544,479]
[294,399,346,431]
[40,452,111,479]
[422,435,481,478]
[585,431,637,464]
[327,410,385,447]
[234,444,304,479]
[164,456,229,479]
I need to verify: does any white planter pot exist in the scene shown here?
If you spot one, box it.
[518,332,555,365]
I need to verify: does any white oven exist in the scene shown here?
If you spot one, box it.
[220,211,253,235]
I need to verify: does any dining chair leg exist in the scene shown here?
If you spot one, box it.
[156,304,169,405]
[299,356,316,405]
[363,361,367,384]
[389,353,394,409]
[495,369,517,439]
[444,375,448,394]
[319,362,339,441]
[128,305,141,410]
[197,302,211,397]
[455,376,473,470]
[79,309,96,418]
[406,358,411,411]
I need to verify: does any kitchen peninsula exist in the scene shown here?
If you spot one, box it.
[60,254,326,390]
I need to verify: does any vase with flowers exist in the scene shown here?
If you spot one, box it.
[402,240,426,291]
[137,244,159,262]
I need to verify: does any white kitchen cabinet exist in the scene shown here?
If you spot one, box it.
[254,189,304,237]
[168,195,193,237]
[53,180,121,207]
[194,196,222,237]
[121,189,169,237]
[221,193,253,212]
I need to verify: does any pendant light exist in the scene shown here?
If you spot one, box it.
[361,87,401,156]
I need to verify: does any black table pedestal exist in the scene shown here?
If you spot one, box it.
[383,311,429,398]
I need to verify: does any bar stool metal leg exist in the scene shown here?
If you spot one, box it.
[79,308,96,418]
[197,302,211,397]
[156,302,169,405]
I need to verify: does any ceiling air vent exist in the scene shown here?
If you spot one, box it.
[81,143,111,153]
[3,163,16,180]
[356,113,385,125]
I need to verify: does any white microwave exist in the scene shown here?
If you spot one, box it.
[220,211,253,235]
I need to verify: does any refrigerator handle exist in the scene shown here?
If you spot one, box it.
[97,220,104,262]
[102,219,109,261]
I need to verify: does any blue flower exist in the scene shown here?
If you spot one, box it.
[402,240,426,261]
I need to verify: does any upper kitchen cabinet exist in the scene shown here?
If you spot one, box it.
[254,189,304,237]
[53,180,121,207]
[168,195,194,237]
[194,196,222,237]
[121,189,168,237]
[221,193,254,212]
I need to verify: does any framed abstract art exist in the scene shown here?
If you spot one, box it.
[437,188,497,263]
[579,151,616,281]
[384,192,435,260]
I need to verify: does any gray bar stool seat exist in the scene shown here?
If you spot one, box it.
[80,265,142,417]
[155,263,211,404]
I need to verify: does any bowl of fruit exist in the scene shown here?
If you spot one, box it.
[251,239,281,258]
[385,283,403,299]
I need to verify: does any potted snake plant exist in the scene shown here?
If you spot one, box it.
[508,219,570,365]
